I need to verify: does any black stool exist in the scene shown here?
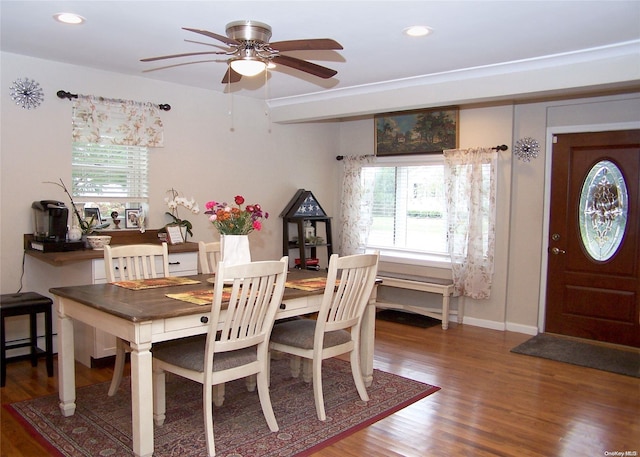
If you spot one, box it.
[1,292,54,387]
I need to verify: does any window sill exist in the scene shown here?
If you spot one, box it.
[368,247,452,270]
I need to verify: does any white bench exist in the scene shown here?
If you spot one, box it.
[376,274,461,329]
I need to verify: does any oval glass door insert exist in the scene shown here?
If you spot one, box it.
[579,160,628,261]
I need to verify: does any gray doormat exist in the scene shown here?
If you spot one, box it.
[376,309,441,328]
[511,333,639,378]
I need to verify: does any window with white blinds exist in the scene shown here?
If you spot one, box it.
[71,142,148,203]
[363,162,447,255]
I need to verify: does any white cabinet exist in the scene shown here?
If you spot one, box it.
[76,252,198,366]
[25,250,198,367]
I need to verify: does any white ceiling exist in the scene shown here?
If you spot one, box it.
[2,1,640,102]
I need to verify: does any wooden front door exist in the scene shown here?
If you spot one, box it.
[545,130,640,347]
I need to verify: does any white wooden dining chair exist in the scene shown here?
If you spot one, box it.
[103,242,170,396]
[198,241,221,274]
[269,252,379,421]
[152,257,288,457]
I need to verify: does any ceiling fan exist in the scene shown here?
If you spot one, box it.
[141,20,343,84]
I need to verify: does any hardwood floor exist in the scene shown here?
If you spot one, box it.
[2,320,638,456]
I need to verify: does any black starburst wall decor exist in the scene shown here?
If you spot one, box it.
[10,77,44,110]
[514,137,540,162]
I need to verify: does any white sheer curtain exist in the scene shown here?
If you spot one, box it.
[338,155,375,255]
[444,147,497,299]
[72,95,164,147]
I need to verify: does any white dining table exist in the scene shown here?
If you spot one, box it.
[51,271,377,457]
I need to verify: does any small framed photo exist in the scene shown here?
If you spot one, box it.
[375,107,459,156]
[84,207,101,226]
[165,225,184,244]
[125,209,140,229]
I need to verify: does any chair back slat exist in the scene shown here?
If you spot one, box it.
[317,253,379,334]
[205,257,288,362]
[198,241,221,274]
[104,243,170,281]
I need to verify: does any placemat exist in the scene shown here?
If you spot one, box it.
[285,277,330,291]
[112,277,201,290]
[166,288,232,306]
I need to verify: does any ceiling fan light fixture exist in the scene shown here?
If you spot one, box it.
[230,57,267,77]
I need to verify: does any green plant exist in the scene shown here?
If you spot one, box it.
[164,188,199,238]
[45,178,96,235]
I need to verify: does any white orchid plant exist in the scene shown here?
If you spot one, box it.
[164,188,200,239]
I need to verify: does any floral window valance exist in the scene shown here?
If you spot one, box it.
[72,95,164,147]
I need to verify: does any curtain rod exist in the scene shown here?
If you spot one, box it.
[336,144,509,161]
[56,90,171,111]
[335,154,373,161]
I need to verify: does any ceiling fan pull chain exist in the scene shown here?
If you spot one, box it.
[264,70,271,134]
[228,76,235,133]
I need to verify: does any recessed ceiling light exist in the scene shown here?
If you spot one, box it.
[404,25,432,37]
[53,12,86,25]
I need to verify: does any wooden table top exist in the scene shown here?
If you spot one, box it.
[49,270,326,322]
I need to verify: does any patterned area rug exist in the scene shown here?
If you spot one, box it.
[6,357,439,456]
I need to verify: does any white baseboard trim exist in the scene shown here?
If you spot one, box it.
[462,316,506,331]
[462,317,539,335]
[506,322,538,335]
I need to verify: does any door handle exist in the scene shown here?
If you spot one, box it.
[551,247,566,255]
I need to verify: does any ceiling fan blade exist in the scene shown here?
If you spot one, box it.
[270,38,343,52]
[221,67,242,84]
[182,27,240,46]
[141,51,227,62]
[184,39,230,51]
[142,59,226,73]
[272,55,338,79]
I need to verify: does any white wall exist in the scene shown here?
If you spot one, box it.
[0,52,340,294]
[337,93,640,333]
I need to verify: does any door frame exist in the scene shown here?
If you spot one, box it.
[537,121,640,333]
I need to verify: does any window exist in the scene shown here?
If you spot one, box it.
[69,94,162,224]
[72,142,148,220]
[362,155,448,264]
[579,159,628,261]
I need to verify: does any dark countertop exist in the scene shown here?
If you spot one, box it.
[24,230,199,266]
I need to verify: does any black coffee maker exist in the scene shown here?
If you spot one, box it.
[32,200,69,242]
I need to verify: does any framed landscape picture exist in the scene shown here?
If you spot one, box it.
[375,107,459,156]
